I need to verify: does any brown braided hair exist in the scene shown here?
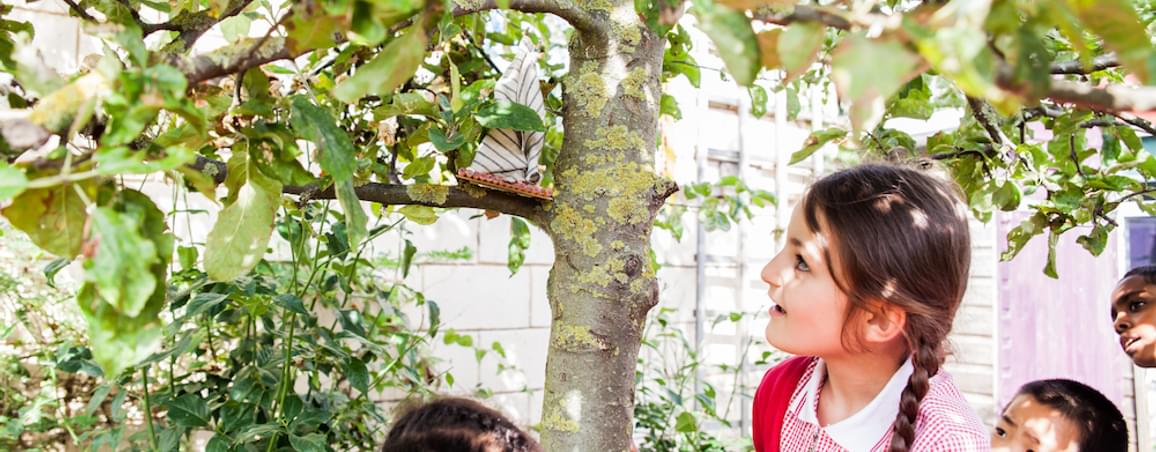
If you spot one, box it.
[802,163,970,452]
[381,397,542,452]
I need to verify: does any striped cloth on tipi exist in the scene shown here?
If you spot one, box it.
[467,41,545,183]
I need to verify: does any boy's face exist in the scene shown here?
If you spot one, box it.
[1111,275,1156,367]
[991,394,1081,452]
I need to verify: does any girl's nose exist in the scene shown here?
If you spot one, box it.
[1115,314,1131,334]
[761,258,783,288]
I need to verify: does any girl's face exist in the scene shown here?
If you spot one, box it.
[761,205,851,356]
[1110,275,1156,367]
[991,394,1080,452]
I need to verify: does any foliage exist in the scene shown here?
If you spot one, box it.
[3,0,1156,449]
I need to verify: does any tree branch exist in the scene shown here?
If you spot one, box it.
[283,183,546,224]
[176,37,294,84]
[1050,54,1120,75]
[966,96,1011,145]
[1109,112,1156,136]
[191,156,544,222]
[752,5,852,30]
[451,0,600,34]
[145,0,254,52]
[1044,79,1156,113]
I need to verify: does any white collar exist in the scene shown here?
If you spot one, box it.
[794,357,915,452]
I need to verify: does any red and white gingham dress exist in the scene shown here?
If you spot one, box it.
[776,358,990,452]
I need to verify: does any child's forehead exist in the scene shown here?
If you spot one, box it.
[1112,275,1156,302]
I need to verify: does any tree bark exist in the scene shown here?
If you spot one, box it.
[536,5,673,451]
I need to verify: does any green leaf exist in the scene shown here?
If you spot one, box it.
[0,162,27,201]
[992,181,1021,211]
[789,128,846,165]
[401,239,417,278]
[3,184,89,257]
[333,28,427,103]
[659,94,682,120]
[204,152,282,282]
[347,358,369,395]
[778,22,825,83]
[429,128,466,152]
[44,258,69,289]
[1001,212,1047,261]
[184,293,228,319]
[691,0,760,86]
[205,434,230,452]
[85,207,159,317]
[165,393,210,428]
[1077,223,1109,256]
[476,100,547,132]
[289,433,328,452]
[749,86,767,118]
[508,217,531,275]
[220,14,252,43]
[94,146,195,175]
[399,205,438,225]
[234,423,282,443]
[290,97,368,248]
[1044,231,1059,278]
[831,33,923,133]
[275,294,309,316]
[675,411,698,433]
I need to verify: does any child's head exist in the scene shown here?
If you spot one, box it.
[992,379,1127,452]
[381,397,541,452]
[761,163,970,451]
[1111,265,1156,367]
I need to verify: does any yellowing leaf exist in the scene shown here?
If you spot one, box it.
[333,28,427,103]
[399,205,438,225]
[204,152,282,282]
[831,33,923,133]
[756,30,782,69]
[778,22,825,83]
[2,184,89,257]
[286,10,341,53]
[1067,0,1154,83]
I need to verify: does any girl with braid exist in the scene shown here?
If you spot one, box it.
[752,164,988,452]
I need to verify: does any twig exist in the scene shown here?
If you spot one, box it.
[752,5,852,30]
[1109,112,1156,136]
[1050,54,1120,75]
[61,0,98,23]
[1069,134,1086,177]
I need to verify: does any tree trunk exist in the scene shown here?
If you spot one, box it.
[537,6,672,451]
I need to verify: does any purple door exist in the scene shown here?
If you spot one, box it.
[996,211,1132,410]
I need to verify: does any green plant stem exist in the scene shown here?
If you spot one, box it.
[142,367,159,452]
[265,311,298,452]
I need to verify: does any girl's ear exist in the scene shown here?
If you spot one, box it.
[862,300,907,344]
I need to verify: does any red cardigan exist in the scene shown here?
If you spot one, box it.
[751,356,814,452]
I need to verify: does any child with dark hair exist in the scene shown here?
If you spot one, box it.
[992,379,1127,452]
[1111,265,1156,367]
[381,397,542,452]
[752,164,987,452]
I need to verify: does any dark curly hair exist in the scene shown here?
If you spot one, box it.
[381,397,542,452]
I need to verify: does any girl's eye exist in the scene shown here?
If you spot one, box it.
[993,427,1007,438]
[794,255,810,272]
[1131,300,1147,313]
